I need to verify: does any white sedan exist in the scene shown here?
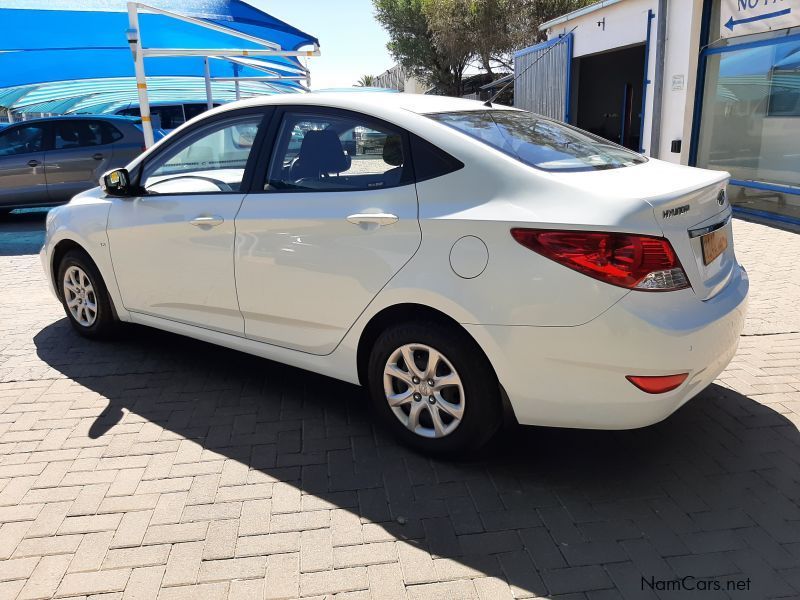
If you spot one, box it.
[41,92,748,455]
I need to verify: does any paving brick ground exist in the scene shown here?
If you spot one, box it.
[0,213,798,599]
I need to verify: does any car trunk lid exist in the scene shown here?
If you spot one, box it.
[541,159,734,300]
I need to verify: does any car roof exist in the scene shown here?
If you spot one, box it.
[220,91,517,116]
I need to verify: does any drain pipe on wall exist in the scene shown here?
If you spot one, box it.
[649,0,667,158]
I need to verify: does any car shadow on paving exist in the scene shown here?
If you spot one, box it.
[33,319,800,599]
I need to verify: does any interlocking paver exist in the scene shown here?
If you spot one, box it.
[1,214,799,599]
[264,552,300,600]
[162,541,204,587]
[54,568,131,597]
[202,519,239,560]
[18,554,71,600]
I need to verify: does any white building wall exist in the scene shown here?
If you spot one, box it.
[544,0,705,165]
[373,64,429,94]
[546,0,656,58]
[658,0,704,162]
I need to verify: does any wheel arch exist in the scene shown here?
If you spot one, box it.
[50,238,120,320]
[355,302,518,431]
[51,239,86,301]
[355,302,507,392]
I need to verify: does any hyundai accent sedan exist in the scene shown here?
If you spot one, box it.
[41,93,748,455]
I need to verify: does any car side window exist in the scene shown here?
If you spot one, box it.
[142,115,262,195]
[53,121,112,150]
[98,122,124,144]
[265,111,409,192]
[0,125,46,156]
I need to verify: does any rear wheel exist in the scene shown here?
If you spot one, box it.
[367,321,501,456]
[57,250,118,339]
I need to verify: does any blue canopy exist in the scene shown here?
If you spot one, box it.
[0,1,318,113]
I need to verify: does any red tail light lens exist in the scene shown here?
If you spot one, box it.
[626,373,688,394]
[510,229,689,291]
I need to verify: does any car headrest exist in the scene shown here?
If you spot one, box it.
[382,135,403,167]
[291,130,350,179]
[59,126,79,142]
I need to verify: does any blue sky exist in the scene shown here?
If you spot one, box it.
[255,0,394,89]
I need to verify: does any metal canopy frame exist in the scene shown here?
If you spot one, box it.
[127,1,320,146]
[0,76,296,122]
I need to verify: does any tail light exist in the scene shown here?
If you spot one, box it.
[510,229,689,291]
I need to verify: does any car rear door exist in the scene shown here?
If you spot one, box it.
[44,120,115,202]
[234,106,420,355]
[0,123,48,208]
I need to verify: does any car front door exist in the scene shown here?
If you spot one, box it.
[0,123,48,208]
[235,107,420,355]
[45,120,118,203]
[107,110,267,335]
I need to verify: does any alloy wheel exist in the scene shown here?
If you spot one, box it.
[383,343,465,438]
[63,266,97,327]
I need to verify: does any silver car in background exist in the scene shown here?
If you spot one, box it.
[0,115,161,214]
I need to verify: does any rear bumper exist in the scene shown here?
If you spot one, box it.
[466,264,749,429]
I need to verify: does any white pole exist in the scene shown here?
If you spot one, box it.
[204,57,213,110]
[6,109,14,124]
[127,2,154,148]
[234,63,241,101]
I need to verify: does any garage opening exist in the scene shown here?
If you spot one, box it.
[571,44,646,151]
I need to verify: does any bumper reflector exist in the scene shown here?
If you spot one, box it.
[626,373,688,394]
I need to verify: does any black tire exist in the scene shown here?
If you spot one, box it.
[367,320,502,457]
[56,249,118,339]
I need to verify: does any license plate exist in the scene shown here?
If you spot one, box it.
[701,228,728,265]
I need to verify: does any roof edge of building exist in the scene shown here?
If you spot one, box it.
[539,0,628,31]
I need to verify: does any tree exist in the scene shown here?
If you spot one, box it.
[373,0,469,96]
[356,74,377,87]
[373,0,594,96]
[424,0,510,76]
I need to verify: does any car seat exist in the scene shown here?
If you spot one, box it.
[57,125,80,149]
[382,135,404,186]
[289,130,351,181]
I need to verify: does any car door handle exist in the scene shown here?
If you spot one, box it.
[92,153,104,160]
[346,213,399,227]
[190,215,224,228]
[27,159,40,167]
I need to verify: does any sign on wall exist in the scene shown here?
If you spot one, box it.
[720,0,799,38]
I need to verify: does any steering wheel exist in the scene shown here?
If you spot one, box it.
[147,174,234,193]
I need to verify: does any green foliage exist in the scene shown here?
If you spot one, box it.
[373,0,593,94]
[373,0,469,96]
[356,74,377,87]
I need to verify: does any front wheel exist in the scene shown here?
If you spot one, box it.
[57,250,118,339]
[367,321,501,457]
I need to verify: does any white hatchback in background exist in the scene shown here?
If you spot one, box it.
[41,92,748,456]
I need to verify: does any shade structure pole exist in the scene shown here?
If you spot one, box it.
[204,57,214,110]
[127,2,154,148]
[234,63,241,100]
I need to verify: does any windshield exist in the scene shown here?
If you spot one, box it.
[427,110,646,172]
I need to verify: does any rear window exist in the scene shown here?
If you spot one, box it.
[427,110,646,172]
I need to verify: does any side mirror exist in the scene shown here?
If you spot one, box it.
[100,168,135,197]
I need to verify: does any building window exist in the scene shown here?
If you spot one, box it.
[696,31,800,221]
